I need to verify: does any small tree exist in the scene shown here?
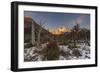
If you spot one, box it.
[72,23,80,47]
[36,20,46,48]
[31,20,35,45]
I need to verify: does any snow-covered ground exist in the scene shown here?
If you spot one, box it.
[59,44,90,60]
[24,43,90,62]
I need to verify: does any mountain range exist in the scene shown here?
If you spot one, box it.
[49,27,71,35]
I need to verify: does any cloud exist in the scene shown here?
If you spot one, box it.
[75,15,86,25]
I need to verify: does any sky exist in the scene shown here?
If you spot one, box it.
[24,11,90,30]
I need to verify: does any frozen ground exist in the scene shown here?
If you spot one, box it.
[24,43,90,62]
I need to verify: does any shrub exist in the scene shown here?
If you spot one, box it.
[60,41,68,45]
[24,43,33,48]
[43,41,60,60]
[68,44,80,50]
[72,48,82,58]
